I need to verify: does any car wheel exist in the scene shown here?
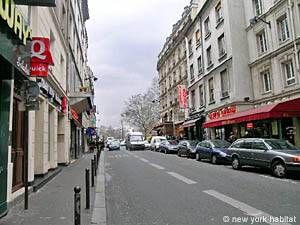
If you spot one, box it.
[232,156,241,170]
[272,161,286,178]
[195,153,201,161]
[211,155,218,164]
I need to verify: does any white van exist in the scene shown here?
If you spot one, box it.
[125,132,145,151]
[150,136,167,151]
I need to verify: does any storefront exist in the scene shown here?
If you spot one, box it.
[181,115,205,140]
[203,98,300,146]
[0,0,32,216]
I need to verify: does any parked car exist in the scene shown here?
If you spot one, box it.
[108,140,120,151]
[159,140,179,154]
[120,140,126,146]
[106,137,114,147]
[125,132,145,151]
[150,136,167,151]
[144,140,151,150]
[227,138,300,178]
[177,140,199,158]
[195,140,231,164]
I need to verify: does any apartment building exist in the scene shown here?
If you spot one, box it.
[185,0,253,140]
[156,0,204,138]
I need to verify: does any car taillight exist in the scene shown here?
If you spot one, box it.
[292,156,300,163]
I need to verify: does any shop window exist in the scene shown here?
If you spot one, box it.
[220,69,229,98]
[256,29,268,54]
[277,14,290,43]
[282,60,295,86]
[260,70,272,92]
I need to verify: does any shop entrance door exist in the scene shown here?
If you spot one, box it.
[0,80,11,217]
[11,97,25,192]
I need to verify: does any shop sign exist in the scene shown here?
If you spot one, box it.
[208,106,237,120]
[61,96,67,114]
[30,37,54,77]
[178,85,188,109]
[246,122,253,129]
[14,0,56,7]
[0,0,32,46]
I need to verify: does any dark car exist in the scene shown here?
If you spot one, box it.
[159,140,179,154]
[227,138,300,178]
[177,140,199,158]
[195,140,231,164]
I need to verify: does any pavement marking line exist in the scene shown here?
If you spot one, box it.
[166,172,197,184]
[149,163,165,170]
[203,189,292,225]
[140,158,149,163]
[259,175,298,184]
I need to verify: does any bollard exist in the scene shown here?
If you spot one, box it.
[94,155,97,175]
[91,159,95,187]
[74,186,81,225]
[85,168,90,209]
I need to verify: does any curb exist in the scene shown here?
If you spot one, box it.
[91,150,107,225]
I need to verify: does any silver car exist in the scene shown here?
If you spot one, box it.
[228,138,300,178]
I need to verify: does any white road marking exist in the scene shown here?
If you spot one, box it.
[259,175,298,184]
[140,158,149,163]
[166,172,197,184]
[203,190,292,225]
[149,163,165,170]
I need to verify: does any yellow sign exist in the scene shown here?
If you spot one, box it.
[0,0,32,45]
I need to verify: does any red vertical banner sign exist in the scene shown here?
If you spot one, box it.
[178,85,188,109]
[30,37,54,77]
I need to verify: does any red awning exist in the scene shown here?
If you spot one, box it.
[203,98,300,128]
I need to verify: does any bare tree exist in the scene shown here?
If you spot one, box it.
[122,77,160,137]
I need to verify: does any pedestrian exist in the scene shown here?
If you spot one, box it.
[228,132,237,143]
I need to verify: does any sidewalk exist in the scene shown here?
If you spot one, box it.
[0,153,97,225]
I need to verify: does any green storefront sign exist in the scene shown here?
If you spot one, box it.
[0,0,32,217]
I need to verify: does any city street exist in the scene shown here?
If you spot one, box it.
[106,148,300,225]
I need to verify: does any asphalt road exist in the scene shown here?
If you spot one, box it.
[105,148,300,225]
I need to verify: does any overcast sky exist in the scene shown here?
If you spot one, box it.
[86,0,189,128]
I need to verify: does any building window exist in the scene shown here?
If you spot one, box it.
[190,64,194,81]
[277,14,290,42]
[199,84,204,107]
[197,56,203,74]
[220,69,229,98]
[261,70,272,92]
[257,29,267,54]
[282,60,295,85]
[253,0,262,16]
[218,34,226,57]
[179,66,182,79]
[208,78,214,103]
[195,29,201,46]
[206,46,212,67]
[188,39,193,55]
[169,76,172,88]
[173,71,176,84]
[215,2,223,24]
[204,17,210,37]
[191,90,195,110]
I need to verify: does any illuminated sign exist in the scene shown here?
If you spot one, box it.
[0,0,32,46]
[208,106,237,120]
[30,37,54,77]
